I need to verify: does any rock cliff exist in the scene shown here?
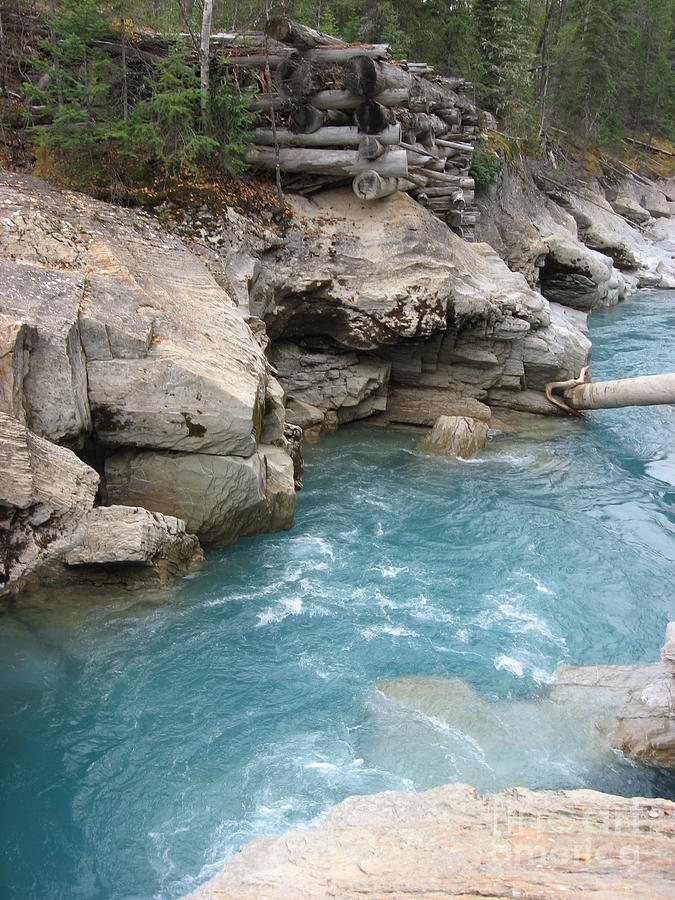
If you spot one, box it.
[186,187,592,429]
[0,173,296,596]
[187,782,675,899]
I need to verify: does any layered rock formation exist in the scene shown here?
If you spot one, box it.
[0,412,203,592]
[0,173,297,596]
[188,782,675,899]
[242,189,592,425]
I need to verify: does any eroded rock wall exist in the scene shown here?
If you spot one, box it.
[0,173,297,596]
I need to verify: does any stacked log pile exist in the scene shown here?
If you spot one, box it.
[222,17,480,239]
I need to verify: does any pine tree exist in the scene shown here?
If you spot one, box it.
[474,0,532,122]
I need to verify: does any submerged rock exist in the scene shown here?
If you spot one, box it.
[423,414,488,458]
[186,782,675,899]
[373,622,675,774]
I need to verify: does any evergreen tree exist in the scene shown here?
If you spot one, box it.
[27,0,125,180]
[474,0,532,123]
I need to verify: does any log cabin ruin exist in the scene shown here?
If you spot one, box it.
[223,16,480,239]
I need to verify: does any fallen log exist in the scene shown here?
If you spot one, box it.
[546,369,675,415]
[342,58,412,96]
[223,44,390,66]
[352,171,398,201]
[436,138,474,152]
[414,179,475,194]
[251,87,409,112]
[315,88,409,110]
[355,99,392,134]
[267,16,343,49]
[246,146,408,178]
[253,124,400,147]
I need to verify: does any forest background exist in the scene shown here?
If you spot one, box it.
[0,0,672,198]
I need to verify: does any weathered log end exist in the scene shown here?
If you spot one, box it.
[356,100,391,135]
[358,135,385,160]
[290,104,324,134]
[342,56,383,96]
[352,171,398,201]
[276,56,315,99]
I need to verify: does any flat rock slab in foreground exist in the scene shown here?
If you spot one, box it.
[187,782,675,898]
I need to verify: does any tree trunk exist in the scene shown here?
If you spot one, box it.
[200,0,213,126]
[246,146,408,178]
[252,124,400,147]
[352,171,398,201]
[266,16,343,49]
[120,11,128,123]
[563,374,675,410]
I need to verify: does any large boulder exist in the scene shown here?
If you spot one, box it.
[187,783,675,899]
[104,443,295,545]
[0,175,270,457]
[423,414,488,458]
[0,413,202,595]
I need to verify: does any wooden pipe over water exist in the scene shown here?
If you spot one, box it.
[546,367,675,415]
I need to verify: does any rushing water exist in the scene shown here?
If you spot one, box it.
[1,291,674,899]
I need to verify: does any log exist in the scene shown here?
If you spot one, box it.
[251,88,409,112]
[436,108,461,124]
[276,56,315,98]
[323,109,353,126]
[397,178,419,192]
[253,124,401,147]
[223,45,390,66]
[246,147,408,178]
[289,105,324,134]
[314,88,409,111]
[352,171,398,201]
[359,136,385,160]
[411,168,474,186]
[436,138,474,152]
[563,374,675,410]
[342,58,412,97]
[416,179,475,194]
[355,100,391,134]
[267,16,343,49]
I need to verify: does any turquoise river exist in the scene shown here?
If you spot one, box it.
[1,291,674,898]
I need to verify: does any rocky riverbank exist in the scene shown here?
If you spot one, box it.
[0,173,296,596]
[186,624,675,898]
[188,782,675,898]
[1,160,673,597]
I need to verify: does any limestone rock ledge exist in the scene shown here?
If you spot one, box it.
[0,172,298,595]
[187,782,675,899]
[245,189,591,427]
[0,413,203,595]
